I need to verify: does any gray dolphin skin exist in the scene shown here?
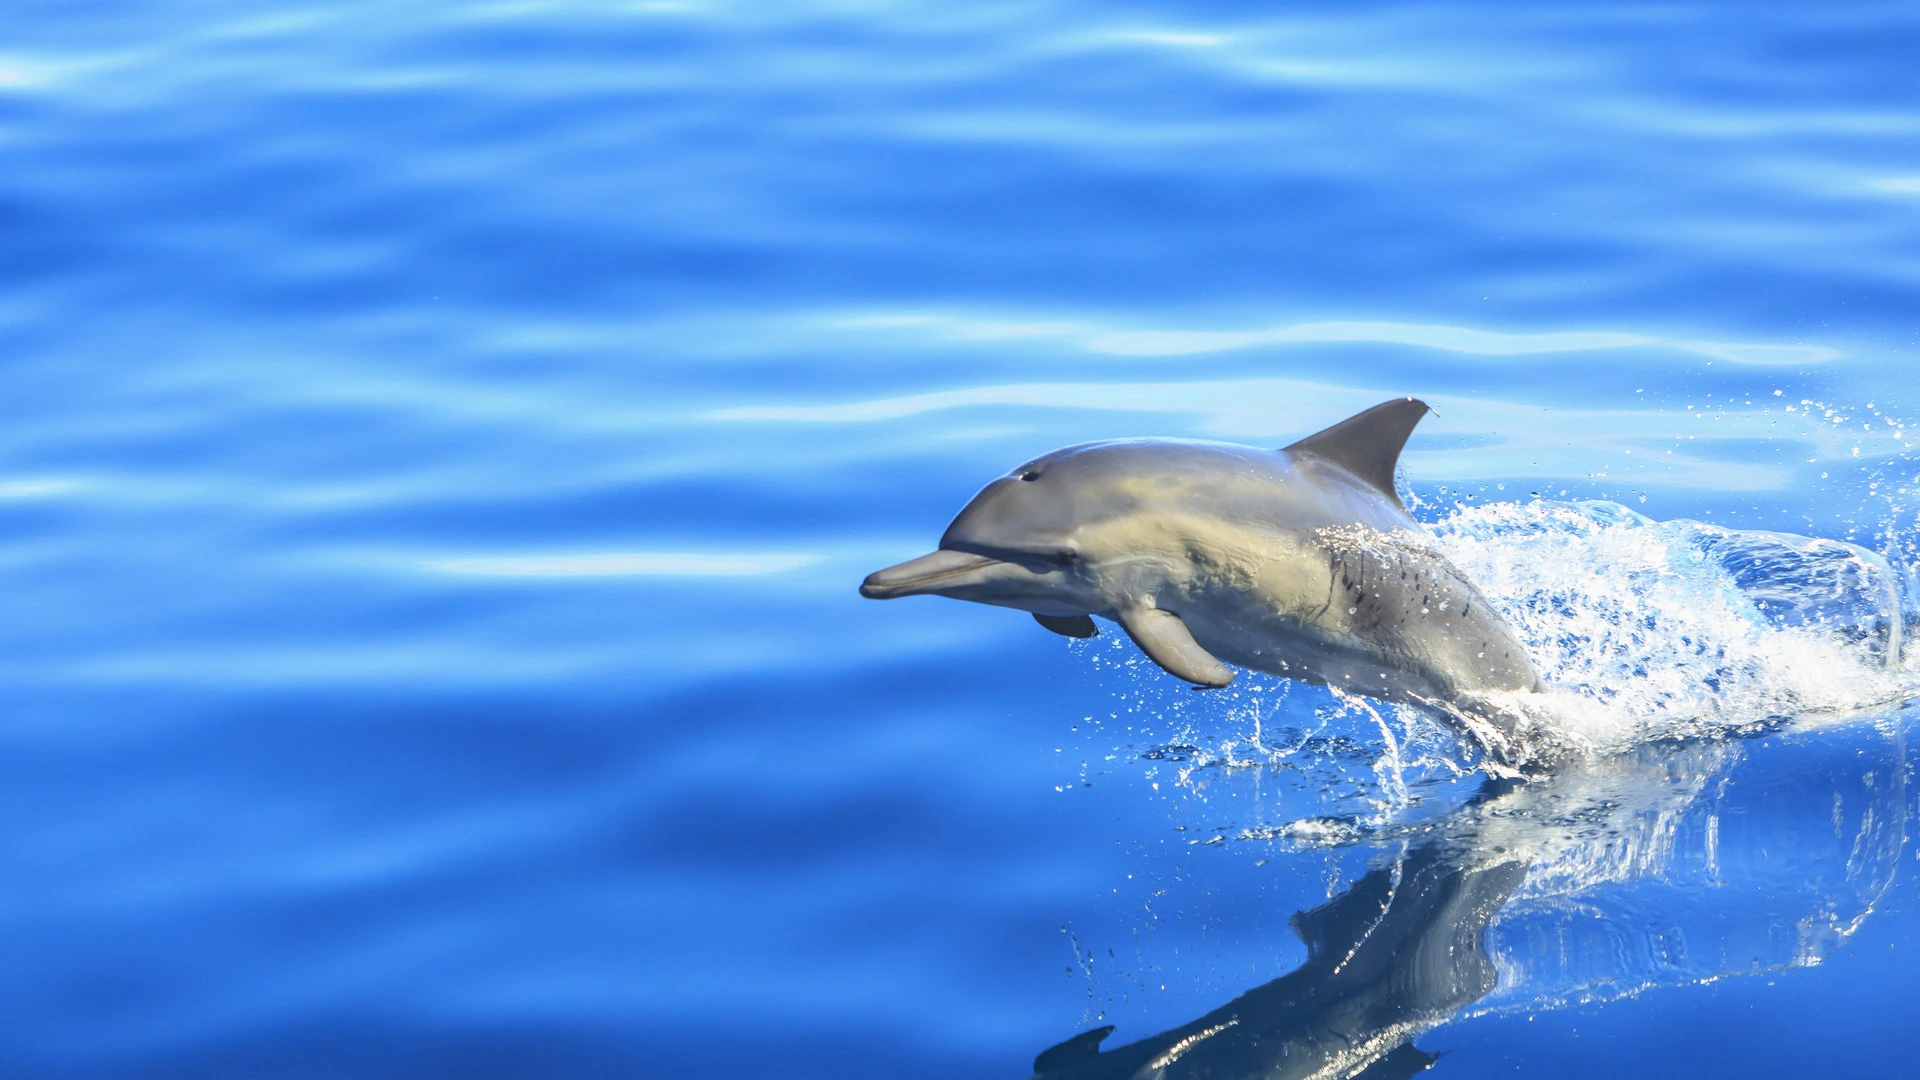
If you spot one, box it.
[861,398,1545,760]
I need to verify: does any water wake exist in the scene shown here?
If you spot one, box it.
[1440,499,1914,753]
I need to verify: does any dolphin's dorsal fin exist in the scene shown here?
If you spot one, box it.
[1033,1025,1115,1074]
[1288,864,1395,966]
[1284,397,1430,508]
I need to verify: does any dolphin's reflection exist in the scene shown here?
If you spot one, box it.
[1031,720,1908,1079]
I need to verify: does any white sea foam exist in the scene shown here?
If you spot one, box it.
[1435,499,1913,753]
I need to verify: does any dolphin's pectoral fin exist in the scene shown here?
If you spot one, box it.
[1033,1025,1115,1074]
[1283,396,1430,509]
[1033,613,1099,638]
[1117,607,1234,687]
[1349,1043,1443,1080]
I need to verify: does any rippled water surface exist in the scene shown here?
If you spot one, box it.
[5,2,1920,1077]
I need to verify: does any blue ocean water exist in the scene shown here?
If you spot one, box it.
[4,1,1920,1076]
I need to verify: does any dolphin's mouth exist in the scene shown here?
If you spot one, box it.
[860,549,1003,599]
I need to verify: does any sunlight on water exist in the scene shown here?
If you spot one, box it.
[425,551,822,576]
[836,309,1847,363]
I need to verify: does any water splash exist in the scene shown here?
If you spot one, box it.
[1438,499,1914,753]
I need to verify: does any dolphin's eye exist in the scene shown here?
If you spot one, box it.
[1019,470,1041,482]
[1053,549,1078,567]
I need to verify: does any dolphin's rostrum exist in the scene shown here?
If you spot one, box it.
[862,398,1545,760]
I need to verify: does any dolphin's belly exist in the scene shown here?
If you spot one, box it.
[1209,625,1440,698]
[1180,600,1454,701]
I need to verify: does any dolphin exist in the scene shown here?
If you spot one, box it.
[860,398,1545,761]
